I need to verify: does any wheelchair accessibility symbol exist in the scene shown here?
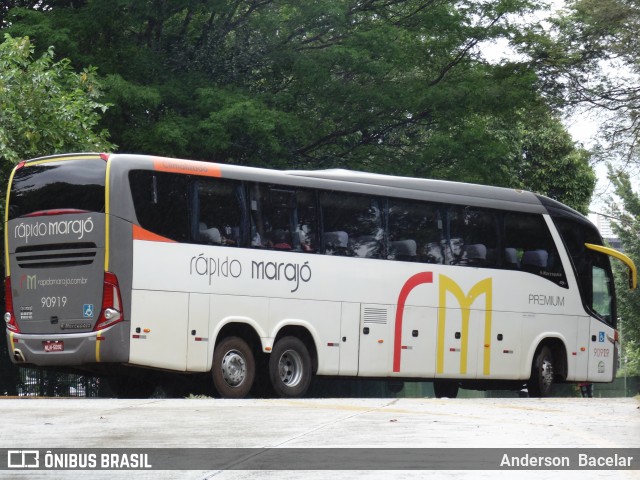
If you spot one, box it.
[83,304,94,318]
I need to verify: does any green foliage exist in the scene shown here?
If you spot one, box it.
[1,2,587,190]
[608,168,640,376]
[516,113,595,214]
[0,33,114,165]
[520,0,640,163]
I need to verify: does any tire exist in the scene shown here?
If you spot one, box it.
[433,380,459,398]
[269,336,312,398]
[528,345,554,397]
[212,336,255,399]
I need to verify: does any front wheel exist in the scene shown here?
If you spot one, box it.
[528,345,554,397]
[212,336,255,398]
[269,336,312,398]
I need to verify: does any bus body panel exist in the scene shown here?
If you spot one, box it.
[338,302,361,376]
[7,213,106,335]
[7,323,129,366]
[130,235,591,382]
[587,317,618,382]
[187,293,210,371]
[389,305,438,378]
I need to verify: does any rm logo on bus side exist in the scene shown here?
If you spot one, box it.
[393,273,492,376]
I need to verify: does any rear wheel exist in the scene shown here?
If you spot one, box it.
[528,345,554,397]
[269,336,312,398]
[212,336,255,398]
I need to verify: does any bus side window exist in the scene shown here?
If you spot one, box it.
[446,206,499,268]
[129,170,189,242]
[504,213,568,287]
[387,198,443,264]
[295,190,318,253]
[250,184,296,250]
[195,178,243,247]
[320,191,383,258]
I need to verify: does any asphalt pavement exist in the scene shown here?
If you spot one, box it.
[1,397,638,480]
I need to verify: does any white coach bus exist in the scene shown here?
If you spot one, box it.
[4,153,636,398]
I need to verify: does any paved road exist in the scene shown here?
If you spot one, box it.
[1,397,638,480]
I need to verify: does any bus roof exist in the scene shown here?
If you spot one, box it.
[17,153,581,216]
[285,168,546,213]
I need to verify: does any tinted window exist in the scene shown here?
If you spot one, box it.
[388,198,444,263]
[320,191,383,257]
[129,170,189,242]
[249,185,318,252]
[447,206,499,268]
[195,178,244,247]
[553,216,615,322]
[504,213,567,287]
[9,159,106,219]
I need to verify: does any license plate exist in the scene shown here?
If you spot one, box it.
[43,341,64,352]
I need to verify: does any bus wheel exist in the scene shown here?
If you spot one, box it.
[269,336,312,398]
[212,336,255,399]
[528,346,554,397]
[433,380,459,398]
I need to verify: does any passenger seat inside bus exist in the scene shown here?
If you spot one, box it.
[522,249,548,272]
[199,222,222,244]
[352,235,380,258]
[390,239,417,261]
[504,248,520,269]
[323,231,349,255]
[463,244,487,266]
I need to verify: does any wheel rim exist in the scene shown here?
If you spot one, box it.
[540,357,554,391]
[277,349,303,387]
[221,349,247,387]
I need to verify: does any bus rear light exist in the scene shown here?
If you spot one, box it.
[4,277,20,333]
[99,153,110,161]
[94,272,123,331]
[614,330,620,343]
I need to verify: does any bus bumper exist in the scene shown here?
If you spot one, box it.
[6,323,129,367]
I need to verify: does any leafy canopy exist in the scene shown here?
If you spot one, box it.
[2,0,595,211]
[0,33,113,165]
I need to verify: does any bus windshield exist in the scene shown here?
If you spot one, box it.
[8,158,106,219]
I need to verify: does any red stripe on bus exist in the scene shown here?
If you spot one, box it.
[393,271,433,373]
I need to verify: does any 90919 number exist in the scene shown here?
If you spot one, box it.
[41,296,67,308]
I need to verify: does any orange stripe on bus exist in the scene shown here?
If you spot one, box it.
[153,157,221,177]
[133,225,177,243]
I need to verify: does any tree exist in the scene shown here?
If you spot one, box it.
[2,2,586,178]
[516,112,595,214]
[607,169,640,377]
[0,33,113,396]
[0,34,113,165]
[520,0,640,165]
